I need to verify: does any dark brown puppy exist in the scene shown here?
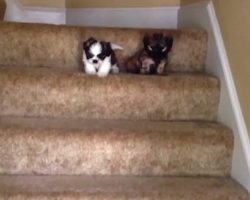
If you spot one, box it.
[126,33,173,74]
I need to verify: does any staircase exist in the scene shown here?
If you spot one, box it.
[0,22,249,199]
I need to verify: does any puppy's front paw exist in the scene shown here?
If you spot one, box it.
[157,66,164,74]
[97,71,109,77]
[111,65,119,74]
[97,57,111,77]
[157,60,166,74]
[87,70,97,75]
[85,67,97,75]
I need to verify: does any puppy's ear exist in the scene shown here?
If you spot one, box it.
[100,41,112,55]
[83,37,97,50]
[165,36,174,52]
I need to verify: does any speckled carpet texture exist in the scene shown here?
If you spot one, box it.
[0,22,248,199]
[0,116,233,176]
[0,22,207,72]
[0,67,219,120]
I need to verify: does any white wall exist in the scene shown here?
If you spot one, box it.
[178,1,250,192]
[4,0,65,24]
[4,0,179,28]
[66,7,178,28]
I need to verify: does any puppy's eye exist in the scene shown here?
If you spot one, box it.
[162,47,167,52]
[97,53,106,60]
[147,46,153,51]
[86,52,94,59]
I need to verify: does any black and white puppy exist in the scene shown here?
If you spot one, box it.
[82,37,122,77]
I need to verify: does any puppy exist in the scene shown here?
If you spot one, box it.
[126,33,173,74]
[126,50,156,74]
[82,37,122,77]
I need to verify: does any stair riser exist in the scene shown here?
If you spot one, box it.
[0,126,233,176]
[0,70,220,120]
[0,176,249,200]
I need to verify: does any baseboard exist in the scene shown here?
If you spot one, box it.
[4,0,179,28]
[178,1,250,192]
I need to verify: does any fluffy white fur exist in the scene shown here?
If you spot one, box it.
[83,53,119,77]
[82,42,120,77]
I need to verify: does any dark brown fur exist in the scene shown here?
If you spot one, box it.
[125,50,168,75]
[125,33,173,75]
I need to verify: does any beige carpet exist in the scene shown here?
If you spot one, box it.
[0,116,232,176]
[0,67,219,120]
[0,22,248,199]
[0,22,207,72]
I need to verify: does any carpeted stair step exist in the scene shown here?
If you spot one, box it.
[0,22,208,72]
[0,175,248,200]
[0,67,219,121]
[0,116,232,176]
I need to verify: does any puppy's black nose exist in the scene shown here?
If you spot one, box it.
[93,59,98,64]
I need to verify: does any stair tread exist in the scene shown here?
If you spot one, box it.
[0,175,248,200]
[0,116,233,176]
[0,66,220,120]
